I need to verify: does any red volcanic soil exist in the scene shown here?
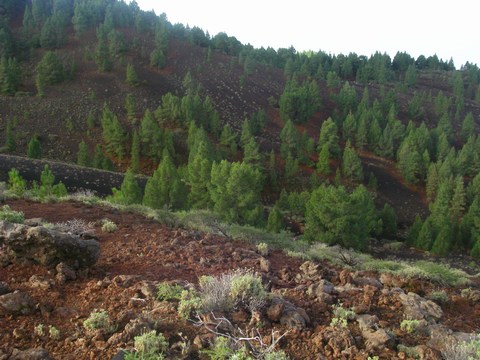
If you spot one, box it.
[1,199,479,359]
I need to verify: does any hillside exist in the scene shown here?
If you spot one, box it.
[1,198,480,359]
[1,1,480,358]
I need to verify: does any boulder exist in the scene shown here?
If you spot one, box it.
[28,275,53,290]
[0,221,100,269]
[399,292,443,323]
[0,281,10,295]
[259,257,271,273]
[266,300,284,322]
[9,348,52,360]
[352,275,383,289]
[55,262,77,283]
[0,290,36,315]
[268,297,310,329]
[356,314,394,351]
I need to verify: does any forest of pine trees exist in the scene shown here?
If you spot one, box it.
[1,0,480,257]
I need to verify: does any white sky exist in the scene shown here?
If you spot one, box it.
[133,0,479,68]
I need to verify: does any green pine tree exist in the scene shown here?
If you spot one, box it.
[317,143,331,175]
[27,136,41,159]
[342,140,363,182]
[109,169,143,205]
[267,204,284,233]
[126,63,139,86]
[130,130,140,173]
[76,140,90,167]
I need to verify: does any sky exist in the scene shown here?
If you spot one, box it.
[132,0,479,68]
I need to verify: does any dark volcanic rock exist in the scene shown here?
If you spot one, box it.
[0,290,36,315]
[0,221,100,269]
[10,348,52,360]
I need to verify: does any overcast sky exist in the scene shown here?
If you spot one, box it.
[133,0,478,68]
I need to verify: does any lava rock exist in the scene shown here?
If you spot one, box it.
[0,290,36,315]
[0,221,100,269]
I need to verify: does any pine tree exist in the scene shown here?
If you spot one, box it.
[267,150,278,190]
[342,140,363,182]
[284,152,299,185]
[407,215,423,245]
[355,110,369,150]
[143,150,185,210]
[279,119,299,159]
[240,119,253,149]
[342,111,356,142]
[431,222,453,256]
[243,137,261,168]
[267,204,284,233]
[109,169,142,205]
[0,57,21,96]
[150,48,166,69]
[187,141,212,209]
[130,130,140,173]
[317,143,331,175]
[4,118,15,151]
[101,105,126,160]
[461,112,475,143]
[7,168,27,196]
[139,109,162,161]
[397,136,421,183]
[380,203,397,238]
[426,163,439,203]
[27,136,41,159]
[95,25,112,72]
[404,64,417,87]
[125,93,136,123]
[318,118,340,158]
[305,184,377,250]
[416,218,434,250]
[93,144,105,169]
[450,176,466,222]
[471,238,480,259]
[219,124,237,157]
[209,161,264,226]
[36,51,65,86]
[76,140,89,167]
[34,164,67,199]
[126,63,139,86]
[437,113,453,143]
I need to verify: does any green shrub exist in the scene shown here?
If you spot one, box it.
[441,333,480,360]
[49,326,60,340]
[306,244,470,287]
[135,331,168,356]
[330,303,355,329]
[264,351,290,360]
[427,290,449,304]
[201,336,235,360]
[178,290,203,320]
[156,283,184,301]
[407,261,470,287]
[0,205,24,223]
[229,270,266,310]
[256,242,269,256]
[400,319,420,334]
[101,219,117,233]
[7,168,27,196]
[34,324,45,337]
[83,309,115,333]
[178,269,266,319]
[124,330,168,360]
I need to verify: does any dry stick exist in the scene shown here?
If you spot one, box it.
[191,311,290,358]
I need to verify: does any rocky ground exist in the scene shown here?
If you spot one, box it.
[1,199,480,359]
